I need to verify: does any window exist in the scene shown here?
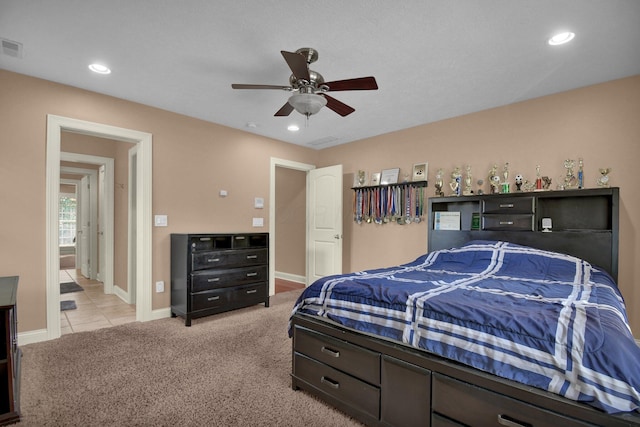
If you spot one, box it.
[59,195,77,246]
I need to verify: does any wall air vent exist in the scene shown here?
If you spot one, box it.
[1,38,23,58]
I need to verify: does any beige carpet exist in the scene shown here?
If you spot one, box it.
[20,290,363,426]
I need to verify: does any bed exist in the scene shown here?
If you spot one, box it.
[289,188,640,426]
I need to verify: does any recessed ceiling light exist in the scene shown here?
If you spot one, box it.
[548,32,575,46]
[88,63,111,74]
[287,124,300,132]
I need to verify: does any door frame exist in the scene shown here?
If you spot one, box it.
[269,158,315,293]
[60,155,112,286]
[46,114,154,341]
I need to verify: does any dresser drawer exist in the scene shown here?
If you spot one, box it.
[294,352,380,419]
[483,197,534,214]
[482,214,534,231]
[191,282,267,311]
[191,265,268,292]
[294,326,380,385]
[432,374,595,427]
[192,248,267,271]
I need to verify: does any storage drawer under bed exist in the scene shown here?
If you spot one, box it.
[294,326,380,386]
[432,374,596,427]
[293,352,380,419]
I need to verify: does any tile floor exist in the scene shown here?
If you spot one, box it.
[59,269,136,335]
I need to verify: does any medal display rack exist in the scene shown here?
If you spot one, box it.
[352,181,428,224]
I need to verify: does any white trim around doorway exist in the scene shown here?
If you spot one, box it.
[25,115,156,345]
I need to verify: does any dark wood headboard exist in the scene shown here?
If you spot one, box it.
[427,187,619,281]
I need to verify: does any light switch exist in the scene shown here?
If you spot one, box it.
[254,197,264,209]
[154,215,168,227]
[252,217,264,227]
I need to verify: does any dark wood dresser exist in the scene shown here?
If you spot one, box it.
[0,276,20,426]
[170,233,269,326]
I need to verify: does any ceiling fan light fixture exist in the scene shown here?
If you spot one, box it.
[288,93,327,116]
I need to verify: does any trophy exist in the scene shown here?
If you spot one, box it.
[449,167,462,196]
[535,165,543,190]
[597,168,611,187]
[463,165,473,195]
[488,164,500,194]
[563,159,577,189]
[514,174,523,191]
[434,169,444,197]
[501,162,510,193]
[578,158,584,189]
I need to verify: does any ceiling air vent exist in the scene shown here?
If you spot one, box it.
[1,38,23,58]
[307,136,339,148]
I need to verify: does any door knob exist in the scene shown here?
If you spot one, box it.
[334,234,341,239]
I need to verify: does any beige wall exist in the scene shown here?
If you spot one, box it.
[317,75,640,333]
[1,69,638,335]
[0,69,317,333]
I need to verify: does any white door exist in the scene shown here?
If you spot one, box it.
[77,175,91,278]
[307,164,343,284]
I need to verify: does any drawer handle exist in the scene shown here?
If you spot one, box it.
[499,221,514,225]
[499,203,514,208]
[246,272,258,277]
[235,236,246,240]
[199,237,212,241]
[207,278,220,282]
[246,255,258,259]
[246,289,257,294]
[207,296,220,302]
[207,258,220,263]
[320,376,340,390]
[497,414,530,427]
[321,346,340,358]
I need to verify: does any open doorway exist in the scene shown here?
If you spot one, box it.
[58,146,138,333]
[45,115,154,342]
[274,166,307,293]
[269,158,315,295]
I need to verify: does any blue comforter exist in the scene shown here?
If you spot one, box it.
[289,240,640,413]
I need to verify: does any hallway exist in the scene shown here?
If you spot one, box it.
[59,269,136,334]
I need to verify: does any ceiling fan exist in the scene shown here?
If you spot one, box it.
[231,47,378,118]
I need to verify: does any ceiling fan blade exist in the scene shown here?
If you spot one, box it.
[231,84,291,90]
[281,51,310,81]
[323,94,355,117]
[324,76,378,91]
[274,102,294,117]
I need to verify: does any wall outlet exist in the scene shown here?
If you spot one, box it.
[155,281,165,293]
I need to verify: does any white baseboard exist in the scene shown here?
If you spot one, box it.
[275,271,306,285]
[150,307,172,321]
[113,284,133,304]
[18,328,49,346]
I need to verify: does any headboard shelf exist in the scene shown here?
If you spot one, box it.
[428,187,619,280]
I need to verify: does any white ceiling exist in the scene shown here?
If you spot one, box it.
[1,1,639,149]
